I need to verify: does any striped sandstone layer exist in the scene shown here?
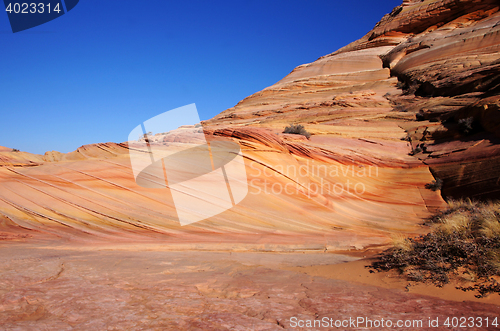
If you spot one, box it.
[2,0,499,249]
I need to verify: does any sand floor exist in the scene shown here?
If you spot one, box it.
[0,244,499,330]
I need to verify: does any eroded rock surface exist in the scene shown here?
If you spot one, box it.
[0,247,498,330]
[1,1,500,328]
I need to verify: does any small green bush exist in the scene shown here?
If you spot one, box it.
[283,124,311,139]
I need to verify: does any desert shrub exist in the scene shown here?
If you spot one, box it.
[371,199,500,298]
[283,124,311,139]
[458,117,474,135]
[425,178,443,191]
[11,148,19,152]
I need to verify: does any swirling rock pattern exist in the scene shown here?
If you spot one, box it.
[2,1,500,328]
[1,0,499,248]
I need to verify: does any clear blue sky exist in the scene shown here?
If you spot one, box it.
[0,0,401,154]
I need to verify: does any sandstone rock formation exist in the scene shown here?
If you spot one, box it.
[1,0,499,250]
[2,2,500,327]
[206,0,500,200]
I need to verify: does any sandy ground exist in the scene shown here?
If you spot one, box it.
[286,258,500,306]
[0,243,499,330]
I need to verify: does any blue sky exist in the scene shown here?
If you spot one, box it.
[0,0,401,154]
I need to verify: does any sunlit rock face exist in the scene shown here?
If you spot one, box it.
[206,0,500,200]
[1,0,499,247]
[0,138,441,249]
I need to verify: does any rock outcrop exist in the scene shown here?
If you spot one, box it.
[1,0,499,248]
[206,0,500,200]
